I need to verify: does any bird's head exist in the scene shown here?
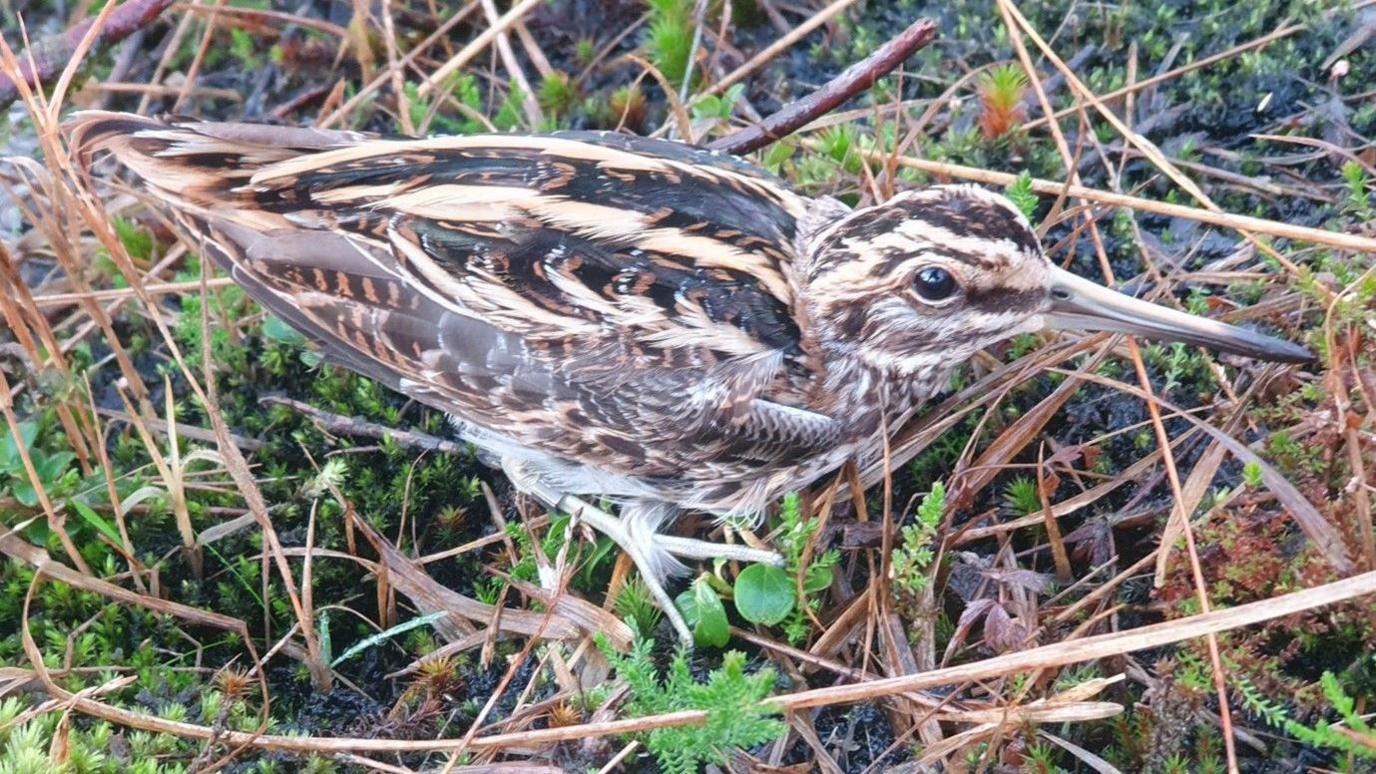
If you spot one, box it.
[801,184,1312,378]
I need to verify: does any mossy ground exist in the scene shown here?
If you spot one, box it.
[1,0,1374,771]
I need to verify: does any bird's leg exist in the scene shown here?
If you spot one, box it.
[655,534,783,565]
[554,496,694,645]
[542,500,780,567]
[507,471,692,644]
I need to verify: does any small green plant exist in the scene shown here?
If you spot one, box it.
[690,83,744,123]
[598,635,784,773]
[778,492,839,643]
[504,512,579,584]
[1003,475,1041,516]
[645,0,695,89]
[229,27,260,68]
[761,139,796,175]
[111,215,154,260]
[0,419,77,509]
[613,578,664,637]
[977,64,1029,140]
[1005,171,1039,220]
[891,482,943,596]
[574,37,596,66]
[1237,671,1376,759]
[403,74,495,135]
[493,84,529,131]
[816,124,863,175]
[1021,741,1060,773]
[1341,160,1373,219]
[608,84,648,131]
[474,575,504,605]
[330,611,447,667]
[676,574,729,647]
[1160,752,1192,774]
[719,493,839,643]
[733,562,794,625]
[537,71,579,122]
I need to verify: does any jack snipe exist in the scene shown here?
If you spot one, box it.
[69,112,1311,643]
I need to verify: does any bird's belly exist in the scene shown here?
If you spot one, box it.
[451,409,867,513]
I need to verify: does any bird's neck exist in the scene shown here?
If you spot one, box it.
[815,348,954,440]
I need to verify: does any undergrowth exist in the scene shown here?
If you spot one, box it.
[597,635,785,772]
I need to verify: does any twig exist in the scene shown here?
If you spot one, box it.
[701,0,859,98]
[477,0,543,127]
[709,17,937,154]
[258,396,467,456]
[317,0,480,128]
[169,3,350,39]
[678,0,709,104]
[0,0,175,109]
[999,0,1320,291]
[1021,24,1306,131]
[31,569,1376,752]
[415,0,545,98]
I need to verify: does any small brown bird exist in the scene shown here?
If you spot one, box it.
[69,112,1310,642]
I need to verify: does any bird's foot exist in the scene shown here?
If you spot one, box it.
[550,495,785,646]
[655,534,782,565]
[550,495,695,645]
[501,464,782,646]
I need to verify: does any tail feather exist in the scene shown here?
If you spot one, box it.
[64,111,368,207]
[64,111,424,397]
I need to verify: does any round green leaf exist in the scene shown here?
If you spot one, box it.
[675,578,729,648]
[734,563,796,625]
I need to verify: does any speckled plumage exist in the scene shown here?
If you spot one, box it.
[69,113,1308,627]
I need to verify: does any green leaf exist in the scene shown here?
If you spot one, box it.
[34,450,75,483]
[802,564,833,594]
[112,216,154,260]
[319,609,332,665]
[762,140,795,172]
[0,420,38,471]
[675,578,729,648]
[261,314,307,346]
[13,480,37,507]
[734,564,795,625]
[70,500,123,545]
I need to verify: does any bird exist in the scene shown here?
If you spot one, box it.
[67,112,1312,643]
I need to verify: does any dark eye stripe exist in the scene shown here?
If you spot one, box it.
[964,287,1045,313]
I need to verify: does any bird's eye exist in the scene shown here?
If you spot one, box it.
[914,266,958,301]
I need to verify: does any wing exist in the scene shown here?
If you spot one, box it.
[70,113,844,482]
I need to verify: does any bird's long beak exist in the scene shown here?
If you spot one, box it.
[1044,265,1313,364]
